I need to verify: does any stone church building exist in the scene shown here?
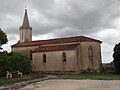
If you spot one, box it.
[11,9,102,73]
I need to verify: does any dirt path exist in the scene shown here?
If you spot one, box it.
[20,79,120,90]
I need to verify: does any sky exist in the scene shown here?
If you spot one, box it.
[1,0,120,63]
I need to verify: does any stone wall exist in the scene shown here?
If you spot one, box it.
[80,41,102,72]
[12,46,38,59]
[32,50,77,72]
[11,41,102,73]
[20,29,32,43]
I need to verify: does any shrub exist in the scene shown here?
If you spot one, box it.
[0,52,32,76]
[113,43,120,74]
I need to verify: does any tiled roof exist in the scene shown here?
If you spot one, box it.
[11,36,102,47]
[32,44,78,52]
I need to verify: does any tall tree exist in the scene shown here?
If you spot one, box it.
[0,28,8,50]
[113,43,120,74]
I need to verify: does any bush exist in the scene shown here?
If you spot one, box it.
[113,43,120,74]
[0,51,32,76]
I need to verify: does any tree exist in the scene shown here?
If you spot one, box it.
[113,43,120,74]
[0,28,8,50]
[9,52,32,74]
[0,52,32,76]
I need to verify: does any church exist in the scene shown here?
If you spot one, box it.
[11,9,102,73]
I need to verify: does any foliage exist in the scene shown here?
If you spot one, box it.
[0,72,45,86]
[0,28,8,49]
[102,63,115,73]
[113,43,120,74]
[0,51,32,76]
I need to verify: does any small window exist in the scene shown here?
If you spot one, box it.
[43,54,46,63]
[30,50,32,60]
[88,45,93,57]
[63,52,66,62]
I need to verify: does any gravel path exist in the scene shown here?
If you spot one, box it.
[20,79,120,90]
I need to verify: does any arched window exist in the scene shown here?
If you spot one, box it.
[30,50,32,60]
[88,45,93,57]
[63,52,66,62]
[88,46,94,71]
[43,53,46,63]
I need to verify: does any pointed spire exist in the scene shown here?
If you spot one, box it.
[20,6,32,30]
[22,8,30,27]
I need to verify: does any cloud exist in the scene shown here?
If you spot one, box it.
[28,0,120,36]
[90,29,120,63]
[1,0,120,63]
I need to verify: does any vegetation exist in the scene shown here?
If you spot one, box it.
[102,63,115,73]
[58,73,120,79]
[0,28,8,50]
[0,73,45,86]
[0,51,32,76]
[113,43,120,74]
[1,73,120,86]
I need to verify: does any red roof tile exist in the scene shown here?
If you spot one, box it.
[32,44,78,52]
[11,36,102,47]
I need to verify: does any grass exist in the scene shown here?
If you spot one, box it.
[58,73,120,79]
[0,72,46,86]
[0,73,120,86]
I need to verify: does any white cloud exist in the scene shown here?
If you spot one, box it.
[33,33,54,40]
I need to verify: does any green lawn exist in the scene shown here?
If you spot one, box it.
[58,73,120,79]
[0,73,46,86]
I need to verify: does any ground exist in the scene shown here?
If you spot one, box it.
[20,79,120,90]
[1,74,120,90]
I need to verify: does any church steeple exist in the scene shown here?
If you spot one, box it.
[22,9,30,26]
[19,8,32,43]
[20,8,32,29]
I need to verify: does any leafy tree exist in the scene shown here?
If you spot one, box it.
[9,52,32,74]
[0,52,32,76]
[0,28,8,49]
[113,43,120,74]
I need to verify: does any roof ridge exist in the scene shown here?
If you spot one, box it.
[11,35,102,47]
[31,35,99,42]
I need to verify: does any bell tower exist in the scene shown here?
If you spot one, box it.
[19,8,32,43]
